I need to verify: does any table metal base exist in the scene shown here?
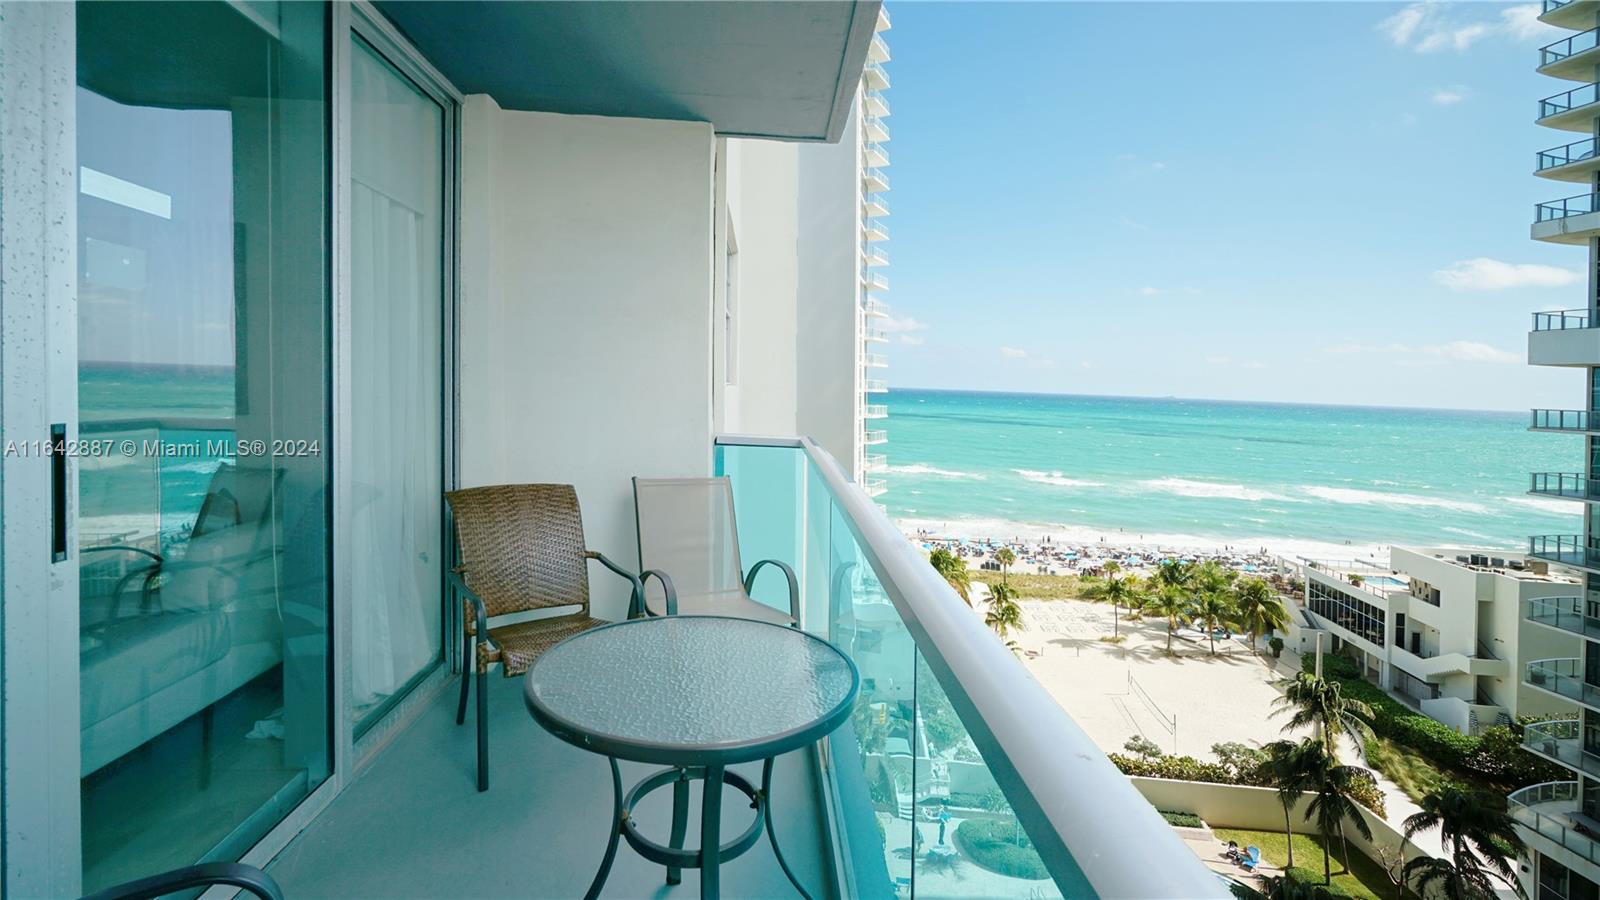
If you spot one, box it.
[584,757,814,900]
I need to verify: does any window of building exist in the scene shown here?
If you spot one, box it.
[1308,579,1386,647]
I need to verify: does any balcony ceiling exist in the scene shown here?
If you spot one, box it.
[373,0,881,142]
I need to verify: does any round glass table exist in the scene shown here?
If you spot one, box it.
[524,615,859,900]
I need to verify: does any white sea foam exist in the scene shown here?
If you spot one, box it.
[1502,495,1581,516]
[1137,477,1295,503]
[1013,469,1104,487]
[1441,526,1500,542]
[895,514,1385,562]
[889,463,985,479]
[1299,485,1486,514]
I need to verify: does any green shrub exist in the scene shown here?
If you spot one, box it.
[1282,866,1358,898]
[955,818,1049,880]
[1159,809,1204,828]
[1108,752,1386,818]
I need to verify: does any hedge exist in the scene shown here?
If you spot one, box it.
[1108,751,1386,818]
[1302,653,1566,788]
[1283,866,1358,898]
[955,818,1050,880]
[1160,809,1204,828]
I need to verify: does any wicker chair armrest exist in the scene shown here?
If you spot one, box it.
[744,558,800,623]
[81,862,283,900]
[640,569,678,617]
[584,550,647,619]
[446,569,491,640]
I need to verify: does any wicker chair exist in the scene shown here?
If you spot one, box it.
[444,484,675,791]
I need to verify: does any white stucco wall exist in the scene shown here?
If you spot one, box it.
[457,96,716,620]
[721,138,800,436]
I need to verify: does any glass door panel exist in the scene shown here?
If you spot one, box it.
[348,36,447,731]
[75,1,330,890]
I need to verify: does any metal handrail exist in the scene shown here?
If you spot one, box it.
[1541,82,1600,118]
[1509,781,1600,866]
[1536,192,1600,221]
[1526,658,1600,709]
[1543,27,1600,65]
[1532,408,1591,430]
[1526,596,1600,638]
[1540,138,1599,172]
[1545,0,1572,13]
[863,353,888,368]
[1532,309,1593,331]
[863,217,889,239]
[714,435,1223,897]
[1531,471,1597,498]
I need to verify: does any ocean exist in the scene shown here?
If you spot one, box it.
[879,389,1582,557]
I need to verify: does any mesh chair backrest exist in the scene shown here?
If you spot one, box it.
[633,477,745,602]
[445,484,589,617]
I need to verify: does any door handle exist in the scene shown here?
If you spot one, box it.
[50,423,67,562]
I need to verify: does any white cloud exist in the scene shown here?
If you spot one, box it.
[880,314,928,334]
[898,335,924,346]
[999,347,1028,359]
[1325,340,1520,364]
[1433,257,1583,290]
[1204,355,1232,366]
[1080,361,1093,370]
[1380,2,1552,53]
[1430,86,1468,105]
[1139,286,1161,297]
[1240,361,1267,370]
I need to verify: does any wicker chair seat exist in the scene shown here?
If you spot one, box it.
[478,614,607,676]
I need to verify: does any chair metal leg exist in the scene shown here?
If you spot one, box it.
[667,768,691,885]
[762,756,814,900]
[476,669,488,792]
[700,764,725,900]
[456,633,472,726]
[583,757,626,900]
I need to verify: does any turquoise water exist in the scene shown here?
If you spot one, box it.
[879,389,1582,553]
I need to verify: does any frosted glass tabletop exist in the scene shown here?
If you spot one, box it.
[524,616,859,765]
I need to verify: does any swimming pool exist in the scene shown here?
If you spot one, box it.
[1362,574,1407,589]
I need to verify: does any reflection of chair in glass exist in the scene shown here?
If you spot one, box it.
[83,861,282,900]
[79,462,285,778]
[632,476,800,624]
[445,483,665,792]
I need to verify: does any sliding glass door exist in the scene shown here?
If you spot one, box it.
[75,1,330,890]
[346,32,449,733]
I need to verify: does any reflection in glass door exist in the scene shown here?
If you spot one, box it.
[75,1,330,890]
[347,35,448,732]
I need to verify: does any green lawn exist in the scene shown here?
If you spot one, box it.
[1212,828,1411,900]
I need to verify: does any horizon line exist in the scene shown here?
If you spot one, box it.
[886,385,1526,416]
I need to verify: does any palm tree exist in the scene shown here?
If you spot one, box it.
[1402,783,1526,899]
[1233,578,1288,654]
[1298,739,1374,885]
[1273,672,1374,762]
[1192,559,1236,596]
[1151,559,1192,593]
[994,546,1016,584]
[1098,571,1144,639]
[1261,740,1312,870]
[986,582,1023,640]
[1193,591,1235,655]
[1147,586,1192,653]
[929,547,971,605]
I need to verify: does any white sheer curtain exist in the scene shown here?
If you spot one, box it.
[349,40,444,722]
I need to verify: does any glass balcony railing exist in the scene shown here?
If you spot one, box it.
[863,429,888,444]
[1510,782,1600,866]
[714,436,1218,898]
[863,403,889,418]
[1537,192,1600,222]
[1529,534,1600,568]
[864,327,889,344]
[1546,0,1574,14]
[1532,309,1594,331]
[864,379,889,392]
[862,271,889,292]
[1532,408,1591,430]
[1523,719,1600,778]
[864,217,889,240]
[863,168,890,192]
[1542,82,1600,118]
[864,353,889,368]
[1527,658,1600,709]
[1543,27,1600,66]
[864,452,888,471]
[1531,471,1598,500]
[1526,596,1600,639]
[1540,138,1599,172]
[863,298,890,317]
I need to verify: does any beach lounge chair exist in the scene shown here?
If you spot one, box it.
[1241,846,1261,872]
[632,476,800,624]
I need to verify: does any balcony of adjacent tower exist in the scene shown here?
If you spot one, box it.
[864,245,888,268]
[1527,596,1600,640]
[1542,0,1600,33]
[1529,534,1600,572]
[1526,657,1600,710]
[1539,138,1600,182]
[861,270,889,294]
[1531,472,1600,503]
[863,429,888,446]
[1509,781,1600,872]
[1541,83,1600,131]
[864,61,890,91]
[863,167,889,194]
[865,115,890,143]
[864,218,889,242]
[864,91,889,118]
[1530,308,1600,366]
[863,193,889,218]
[864,352,889,369]
[864,324,889,344]
[864,378,889,393]
[1540,27,1600,81]
[863,297,890,318]
[1523,720,1600,778]
[1533,192,1600,243]
[1532,408,1597,433]
[864,142,889,169]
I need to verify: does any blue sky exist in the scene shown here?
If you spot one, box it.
[883,1,1583,410]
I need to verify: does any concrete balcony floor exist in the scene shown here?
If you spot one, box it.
[268,674,835,898]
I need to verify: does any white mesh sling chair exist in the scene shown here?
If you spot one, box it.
[632,476,800,624]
